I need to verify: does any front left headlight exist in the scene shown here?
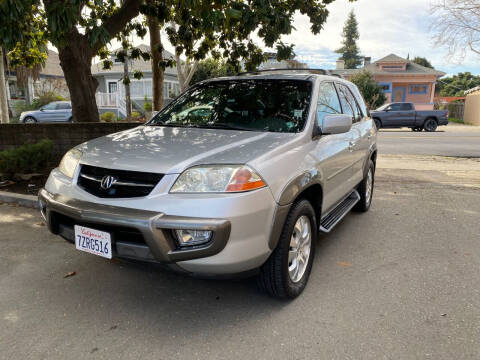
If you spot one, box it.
[58,149,82,178]
[170,165,266,193]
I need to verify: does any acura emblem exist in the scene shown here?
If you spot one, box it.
[100,175,117,190]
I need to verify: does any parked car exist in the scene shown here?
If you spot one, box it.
[20,101,72,123]
[370,102,448,132]
[38,72,377,298]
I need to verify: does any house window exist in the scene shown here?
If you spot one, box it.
[378,82,392,93]
[108,82,118,93]
[382,65,403,71]
[130,81,144,98]
[409,84,428,94]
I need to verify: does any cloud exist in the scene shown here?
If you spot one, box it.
[279,0,479,74]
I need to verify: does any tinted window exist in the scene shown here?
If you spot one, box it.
[349,84,368,116]
[56,103,71,110]
[337,83,359,122]
[149,80,312,133]
[316,82,341,126]
[400,103,413,111]
[389,104,402,111]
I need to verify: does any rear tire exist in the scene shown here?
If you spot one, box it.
[423,118,438,132]
[257,200,317,299]
[354,160,375,212]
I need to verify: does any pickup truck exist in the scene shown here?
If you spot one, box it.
[370,102,448,132]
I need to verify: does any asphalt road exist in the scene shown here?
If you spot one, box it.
[1,163,480,359]
[377,125,480,157]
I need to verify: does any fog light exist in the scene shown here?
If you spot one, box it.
[175,229,212,247]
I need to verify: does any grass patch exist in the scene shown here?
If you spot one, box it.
[448,118,468,124]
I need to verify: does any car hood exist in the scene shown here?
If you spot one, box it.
[77,125,298,174]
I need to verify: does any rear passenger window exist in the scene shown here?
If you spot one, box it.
[56,103,71,110]
[337,84,360,123]
[400,103,413,111]
[316,82,342,126]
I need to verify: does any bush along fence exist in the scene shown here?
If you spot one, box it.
[0,123,140,166]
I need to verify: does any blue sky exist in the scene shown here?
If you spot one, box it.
[277,0,479,77]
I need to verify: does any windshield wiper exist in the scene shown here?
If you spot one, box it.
[198,123,260,132]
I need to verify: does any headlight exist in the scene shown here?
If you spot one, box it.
[58,149,82,178]
[170,165,266,193]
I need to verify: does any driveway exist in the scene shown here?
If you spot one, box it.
[1,156,480,359]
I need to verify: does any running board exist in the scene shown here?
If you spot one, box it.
[319,190,360,233]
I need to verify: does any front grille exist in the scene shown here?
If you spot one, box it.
[77,164,163,198]
[52,211,146,245]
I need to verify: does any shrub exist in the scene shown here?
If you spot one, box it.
[131,111,142,121]
[100,111,116,122]
[350,70,387,110]
[143,96,152,112]
[32,92,65,109]
[0,139,53,177]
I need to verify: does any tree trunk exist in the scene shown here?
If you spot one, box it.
[147,15,164,111]
[123,49,132,121]
[58,38,99,123]
[0,48,9,124]
[174,51,198,92]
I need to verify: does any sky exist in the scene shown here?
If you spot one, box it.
[106,0,479,77]
[279,0,479,76]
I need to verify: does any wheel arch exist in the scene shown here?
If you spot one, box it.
[268,180,323,250]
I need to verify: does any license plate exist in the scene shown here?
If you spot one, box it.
[74,225,112,259]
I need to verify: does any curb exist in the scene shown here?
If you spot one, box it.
[0,191,38,209]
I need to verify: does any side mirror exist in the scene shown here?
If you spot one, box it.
[385,108,391,112]
[40,107,45,111]
[321,114,352,135]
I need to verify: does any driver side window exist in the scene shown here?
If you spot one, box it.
[317,82,342,127]
[42,103,57,110]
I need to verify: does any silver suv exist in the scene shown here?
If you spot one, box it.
[39,72,377,298]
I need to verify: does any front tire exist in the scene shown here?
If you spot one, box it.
[23,116,37,123]
[257,200,317,299]
[354,160,375,212]
[373,118,382,130]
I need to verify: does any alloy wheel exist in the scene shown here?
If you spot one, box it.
[288,215,312,283]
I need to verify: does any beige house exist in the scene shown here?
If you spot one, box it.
[464,87,480,125]
[332,54,445,110]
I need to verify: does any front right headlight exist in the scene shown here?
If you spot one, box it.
[58,149,82,178]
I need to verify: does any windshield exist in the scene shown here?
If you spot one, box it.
[148,79,312,133]
[375,103,390,111]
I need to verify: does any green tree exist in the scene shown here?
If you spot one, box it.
[335,10,362,69]
[1,0,342,122]
[412,56,433,69]
[437,72,480,96]
[350,70,386,109]
[190,58,237,85]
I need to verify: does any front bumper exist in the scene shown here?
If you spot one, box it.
[39,188,231,264]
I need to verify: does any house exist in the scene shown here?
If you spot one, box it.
[331,54,446,110]
[7,50,69,115]
[463,87,480,125]
[91,44,179,117]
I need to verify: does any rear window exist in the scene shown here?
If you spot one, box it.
[149,79,313,133]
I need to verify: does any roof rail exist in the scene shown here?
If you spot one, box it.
[237,68,328,76]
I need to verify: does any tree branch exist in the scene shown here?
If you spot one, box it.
[91,0,142,53]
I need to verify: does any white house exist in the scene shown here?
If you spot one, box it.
[91,44,180,117]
